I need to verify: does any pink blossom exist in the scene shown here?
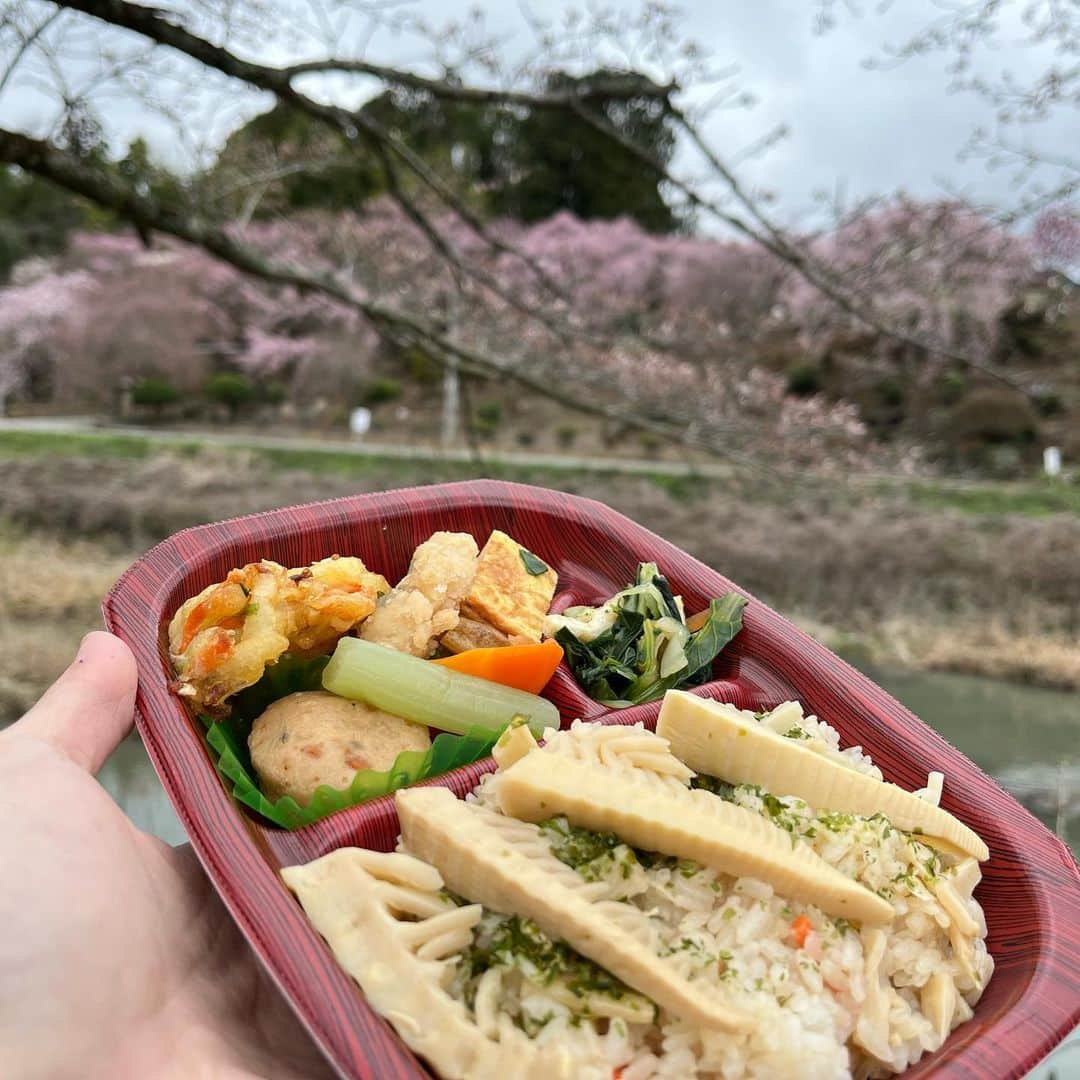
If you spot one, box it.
[0,270,97,402]
[238,326,318,374]
[785,198,1036,364]
[1031,207,1080,273]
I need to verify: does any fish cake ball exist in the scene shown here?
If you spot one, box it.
[249,691,431,805]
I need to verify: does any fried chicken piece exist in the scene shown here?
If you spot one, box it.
[169,555,387,712]
[360,531,479,656]
[169,560,292,712]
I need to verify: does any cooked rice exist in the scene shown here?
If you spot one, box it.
[427,717,992,1079]
[733,700,883,781]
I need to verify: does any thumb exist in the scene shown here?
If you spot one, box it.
[11,631,138,774]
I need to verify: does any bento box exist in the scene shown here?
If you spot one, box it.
[102,479,1079,1080]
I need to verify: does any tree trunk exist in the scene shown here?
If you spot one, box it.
[441,353,460,447]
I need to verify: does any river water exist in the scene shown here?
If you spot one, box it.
[863,666,1078,851]
[98,664,1078,852]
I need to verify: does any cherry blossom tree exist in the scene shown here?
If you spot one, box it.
[0,264,95,410]
[786,198,1038,365]
[1032,207,1080,273]
[7,191,1056,468]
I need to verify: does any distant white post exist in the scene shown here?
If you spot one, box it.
[349,406,372,439]
[1043,446,1062,477]
[439,286,461,448]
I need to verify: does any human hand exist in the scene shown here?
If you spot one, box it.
[0,632,332,1079]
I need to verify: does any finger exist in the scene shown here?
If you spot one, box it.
[13,631,138,774]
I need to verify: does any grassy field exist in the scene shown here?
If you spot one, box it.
[1,429,1078,722]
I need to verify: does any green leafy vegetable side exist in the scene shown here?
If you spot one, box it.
[682,593,748,677]
[199,652,500,829]
[519,546,550,576]
[551,563,747,707]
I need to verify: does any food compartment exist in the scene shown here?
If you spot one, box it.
[104,481,1079,1080]
[155,487,748,832]
[241,543,766,843]
[151,498,655,831]
[263,633,1073,1080]
[545,555,751,712]
[255,563,811,866]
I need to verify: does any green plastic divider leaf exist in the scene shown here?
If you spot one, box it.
[202,718,500,829]
[198,652,500,829]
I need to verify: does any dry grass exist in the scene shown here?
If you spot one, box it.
[1,445,1078,722]
[794,614,1080,692]
[0,530,132,719]
[911,623,1080,690]
[638,484,1080,638]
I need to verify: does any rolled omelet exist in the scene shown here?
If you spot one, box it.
[459,530,557,642]
[249,691,430,804]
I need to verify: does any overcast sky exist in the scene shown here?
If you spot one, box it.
[1,0,1072,225]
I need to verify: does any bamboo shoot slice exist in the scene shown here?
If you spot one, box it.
[492,721,539,769]
[396,787,755,1033]
[933,877,980,937]
[921,969,958,1044]
[495,748,893,925]
[853,927,894,1066]
[282,849,604,1080]
[657,691,988,861]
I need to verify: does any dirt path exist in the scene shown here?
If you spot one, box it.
[0,416,736,479]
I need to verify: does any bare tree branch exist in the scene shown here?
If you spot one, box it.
[39,0,717,367]
[282,57,677,109]
[0,7,61,100]
[820,0,1079,193]
[3,0,1052,464]
[53,0,574,298]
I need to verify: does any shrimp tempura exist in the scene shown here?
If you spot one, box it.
[169,555,387,712]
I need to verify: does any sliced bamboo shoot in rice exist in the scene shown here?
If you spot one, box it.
[494,747,893,925]
[396,786,755,1034]
[657,691,989,861]
[951,857,983,899]
[920,970,959,1044]
[492,720,539,769]
[933,877,981,938]
[914,833,975,860]
[853,928,895,1066]
[281,848,603,1080]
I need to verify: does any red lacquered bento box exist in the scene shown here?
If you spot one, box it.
[102,480,1079,1080]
